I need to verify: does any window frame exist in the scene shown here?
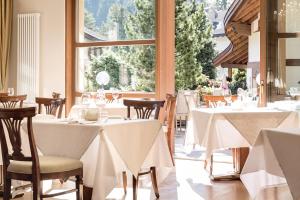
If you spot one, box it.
[66,0,175,113]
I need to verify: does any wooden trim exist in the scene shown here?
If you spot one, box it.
[230,22,251,36]
[278,32,300,38]
[259,0,267,106]
[65,0,76,113]
[286,59,300,66]
[75,39,155,48]
[221,63,248,68]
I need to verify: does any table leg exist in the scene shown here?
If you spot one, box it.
[209,147,249,181]
[83,186,93,200]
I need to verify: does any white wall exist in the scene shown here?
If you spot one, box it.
[9,0,65,98]
[248,32,260,63]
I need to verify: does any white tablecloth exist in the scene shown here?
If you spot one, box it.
[241,128,300,199]
[69,104,129,119]
[185,107,299,160]
[21,118,173,200]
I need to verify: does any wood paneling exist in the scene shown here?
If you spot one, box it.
[213,0,260,67]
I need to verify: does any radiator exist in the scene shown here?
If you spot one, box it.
[17,13,40,103]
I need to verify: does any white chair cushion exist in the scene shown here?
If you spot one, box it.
[8,156,83,174]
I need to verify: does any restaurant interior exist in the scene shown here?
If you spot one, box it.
[0,0,300,199]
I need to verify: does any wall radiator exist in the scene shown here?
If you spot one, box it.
[17,13,40,102]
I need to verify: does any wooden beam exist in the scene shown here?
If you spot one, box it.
[260,0,268,106]
[286,59,300,66]
[221,63,248,68]
[65,0,76,114]
[230,22,251,36]
[278,32,300,38]
[75,39,155,48]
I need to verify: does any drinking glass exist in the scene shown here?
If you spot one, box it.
[111,88,119,103]
[81,92,91,105]
[7,88,14,96]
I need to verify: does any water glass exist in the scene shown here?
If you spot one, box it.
[7,88,14,96]
[81,92,91,105]
[111,88,119,103]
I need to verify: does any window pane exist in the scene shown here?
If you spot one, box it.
[277,0,300,33]
[76,45,156,92]
[78,0,156,42]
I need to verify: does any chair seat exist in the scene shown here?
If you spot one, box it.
[8,156,83,174]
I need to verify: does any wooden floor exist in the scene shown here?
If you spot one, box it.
[0,158,292,200]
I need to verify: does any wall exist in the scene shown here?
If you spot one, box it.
[9,0,65,98]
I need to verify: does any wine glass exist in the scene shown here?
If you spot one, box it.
[7,88,14,96]
[111,88,119,103]
[81,92,91,105]
[223,89,232,106]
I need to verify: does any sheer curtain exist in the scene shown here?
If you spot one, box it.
[0,0,13,90]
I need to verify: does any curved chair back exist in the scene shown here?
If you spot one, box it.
[0,95,27,108]
[35,97,66,118]
[123,99,165,119]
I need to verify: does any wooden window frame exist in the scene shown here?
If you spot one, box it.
[65,0,175,113]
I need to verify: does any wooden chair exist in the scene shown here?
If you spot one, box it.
[122,98,165,200]
[0,107,83,200]
[0,95,27,108]
[35,97,66,118]
[0,92,8,97]
[105,93,123,103]
[123,98,165,119]
[163,94,177,166]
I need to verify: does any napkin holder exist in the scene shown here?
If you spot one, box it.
[84,108,99,121]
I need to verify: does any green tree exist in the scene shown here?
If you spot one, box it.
[229,69,247,94]
[85,52,121,91]
[176,0,216,90]
[124,0,156,92]
[84,9,98,31]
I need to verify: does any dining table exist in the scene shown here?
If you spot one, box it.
[185,106,300,179]
[19,114,173,200]
[241,128,300,199]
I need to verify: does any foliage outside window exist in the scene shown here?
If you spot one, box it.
[77,0,156,93]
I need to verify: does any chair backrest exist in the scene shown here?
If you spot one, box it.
[35,97,66,118]
[123,99,165,119]
[0,95,27,108]
[0,92,8,97]
[105,93,123,103]
[0,107,39,174]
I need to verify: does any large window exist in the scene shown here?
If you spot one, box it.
[267,0,300,100]
[75,0,156,93]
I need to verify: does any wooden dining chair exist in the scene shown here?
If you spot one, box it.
[105,93,123,103]
[163,94,177,166]
[0,107,83,200]
[0,92,8,97]
[35,97,66,118]
[0,95,27,108]
[122,98,165,200]
[123,98,165,120]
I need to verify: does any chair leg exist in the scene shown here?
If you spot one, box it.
[150,167,159,198]
[3,177,11,200]
[76,175,82,200]
[32,179,41,200]
[132,175,138,200]
[122,171,127,194]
